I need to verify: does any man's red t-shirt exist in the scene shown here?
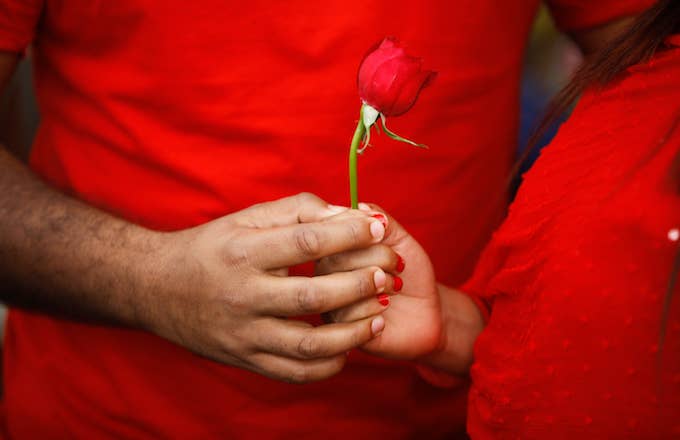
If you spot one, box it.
[0,0,654,437]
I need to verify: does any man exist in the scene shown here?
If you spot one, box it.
[0,0,654,437]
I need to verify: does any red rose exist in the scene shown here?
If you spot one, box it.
[348,37,435,208]
[357,37,436,117]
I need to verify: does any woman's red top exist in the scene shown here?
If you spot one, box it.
[463,35,680,439]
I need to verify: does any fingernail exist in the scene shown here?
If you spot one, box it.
[371,213,387,226]
[371,315,385,336]
[369,220,385,242]
[373,269,386,293]
[393,276,403,292]
[396,254,405,273]
[358,203,371,212]
[327,204,349,214]
[377,293,390,306]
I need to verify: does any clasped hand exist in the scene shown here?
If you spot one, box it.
[141,193,392,384]
[317,203,443,360]
[319,203,485,376]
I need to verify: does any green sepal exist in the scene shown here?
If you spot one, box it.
[380,114,428,149]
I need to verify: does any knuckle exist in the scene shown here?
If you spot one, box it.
[347,221,363,246]
[357,273,372,298]
[219,288,249,313]
[296,333,323,359]
[294,228,322,256]
[296,282,323,314]
[293,192,323,215]
[296,192,317,204]
[223,239,253,268]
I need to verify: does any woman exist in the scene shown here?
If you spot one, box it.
[320,0,680,437]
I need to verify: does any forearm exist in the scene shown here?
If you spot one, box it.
[421,284,486,376]
[0,146,164,327]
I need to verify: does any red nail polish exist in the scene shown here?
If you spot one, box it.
[396,255,405,272]
[393,276,403,292]
[377,293,390,306]
[371,213,387,227]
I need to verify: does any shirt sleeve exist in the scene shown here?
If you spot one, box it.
[0,0,44,53]
[545,0,656,32]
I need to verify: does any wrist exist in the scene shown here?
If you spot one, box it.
[418,284,485,376]
[123,228,177,333]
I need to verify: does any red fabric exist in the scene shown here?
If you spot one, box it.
[0,0,43,53]
[463,38,680,438]
[0,0,656,438]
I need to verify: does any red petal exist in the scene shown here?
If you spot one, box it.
[363,55,432,116]
[357,37,436,116]
[375,55,423,114]
[357,37,405,101]
[385,69,437,116]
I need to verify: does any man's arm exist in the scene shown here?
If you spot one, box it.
[0,51,389,383]
[0,49,160,321]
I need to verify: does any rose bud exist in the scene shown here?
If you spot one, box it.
[357,37,436,117]
[347,37,436,208]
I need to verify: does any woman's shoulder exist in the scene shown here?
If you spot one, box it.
[520,35,680,198]
[577,33,680,120]
[465,37,680,299]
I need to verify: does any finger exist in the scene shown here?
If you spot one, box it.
[250,215,385,269]
[232,192,342,228]
[253,267,387,316]
[357,202,410,246]
[316,244,401,275]
[248,352,348,384]
[327,295,390,323]
[320,206,388,226]
[253,315,385,361]
[321,206,391,239]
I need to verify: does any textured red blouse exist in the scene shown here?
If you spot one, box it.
[463,35,680,438]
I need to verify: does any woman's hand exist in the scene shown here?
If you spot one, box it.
[316,203,443,360]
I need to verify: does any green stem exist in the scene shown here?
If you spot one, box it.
[349,107,366,209]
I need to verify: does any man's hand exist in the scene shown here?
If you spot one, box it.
[0,136,387,383]
[140,194,389,383]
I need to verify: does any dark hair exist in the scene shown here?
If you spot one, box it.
[524,0,680,353]
[527,0,680,151]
